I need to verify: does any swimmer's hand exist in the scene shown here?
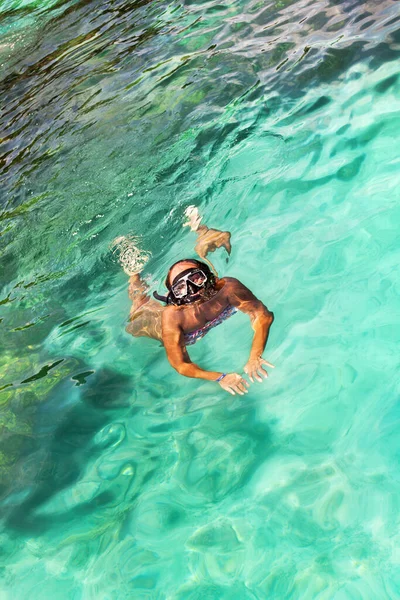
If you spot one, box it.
[218,373,249,396]
[195,228,231,259]
[244,357,275,383]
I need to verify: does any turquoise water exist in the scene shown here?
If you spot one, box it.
[1,0,400,597]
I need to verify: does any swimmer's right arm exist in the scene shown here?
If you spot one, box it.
[162,311,248,395]
[162,311,222,381]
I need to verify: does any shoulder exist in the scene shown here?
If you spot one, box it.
[161,305,185,344]
[162,305,183,327]
[221,276,242,287]
[221,277,253,295]
[217,276,241,292]
[220,276,260,306]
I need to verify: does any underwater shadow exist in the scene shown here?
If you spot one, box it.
[2,367,134,535]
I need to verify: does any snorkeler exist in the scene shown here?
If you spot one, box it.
[113,207,274,396]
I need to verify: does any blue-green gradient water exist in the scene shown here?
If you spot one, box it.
[1,0,400,597]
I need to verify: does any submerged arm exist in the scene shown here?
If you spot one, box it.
[161,309,248,395]
[227,278,275,382]
[162,310,222,381]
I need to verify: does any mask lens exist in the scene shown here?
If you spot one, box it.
[171,280,188,298]
[188,270,207,286]
[171,269,208,299]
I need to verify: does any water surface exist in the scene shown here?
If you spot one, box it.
[1,0,400,598]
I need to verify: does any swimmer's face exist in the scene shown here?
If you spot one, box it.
[168,260,212,302]
[168,261,200,287]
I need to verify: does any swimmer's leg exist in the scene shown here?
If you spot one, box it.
[183,206,231,273]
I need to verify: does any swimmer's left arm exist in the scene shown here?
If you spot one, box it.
[227,278,275,383]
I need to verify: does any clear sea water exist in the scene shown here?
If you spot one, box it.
[1,0,400,598]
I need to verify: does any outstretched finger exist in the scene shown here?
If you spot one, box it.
[244,368,254,384]
[233,385,244,396]
[238,381,248,394]
[258,366,269,379]
[261,359,275,368]
[223,239,231,255]
[253,370,263,383]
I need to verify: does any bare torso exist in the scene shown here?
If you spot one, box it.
[127,278,238,343]
[165,278,233,338]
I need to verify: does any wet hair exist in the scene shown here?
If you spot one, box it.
[153,259,215,305]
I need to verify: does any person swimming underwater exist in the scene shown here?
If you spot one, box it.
[113,207,274,396]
